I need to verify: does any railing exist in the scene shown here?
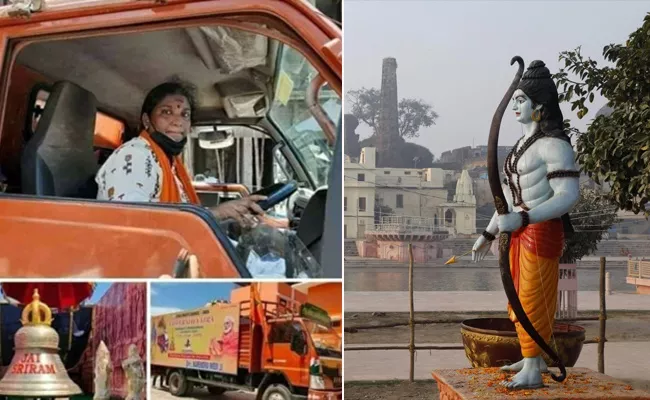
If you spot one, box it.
[370,216,449,233]
[368,223,448,235]
[239,299,300,320]
[628,260,650,279]
[345,250,609,381]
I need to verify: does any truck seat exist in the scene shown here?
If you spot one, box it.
[21,80,99,198]
[296,188,327,263]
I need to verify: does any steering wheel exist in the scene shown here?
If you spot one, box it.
[217,181,299,240]
[253,180,299,211]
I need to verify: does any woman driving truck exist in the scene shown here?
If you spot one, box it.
[95,80,265,227]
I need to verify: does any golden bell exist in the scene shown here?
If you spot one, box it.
[0,289,83,397]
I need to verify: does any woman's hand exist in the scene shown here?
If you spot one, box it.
[211,195,267,229]
[472,235,492,263]
[159,249,200,278]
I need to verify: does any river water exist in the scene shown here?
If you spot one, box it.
[344,267,633,292]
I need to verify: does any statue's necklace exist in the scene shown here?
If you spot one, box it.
[504,130,545,210]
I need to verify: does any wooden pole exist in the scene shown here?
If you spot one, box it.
[408,243,415,382]
[598,256,607,373]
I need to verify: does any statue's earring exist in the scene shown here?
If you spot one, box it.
[531,109,541,122]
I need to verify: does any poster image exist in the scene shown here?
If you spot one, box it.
[151,304,240,375]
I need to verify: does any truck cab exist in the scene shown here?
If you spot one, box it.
[260,314,342,399]
[151,283,342,400]
[0,0,342,278]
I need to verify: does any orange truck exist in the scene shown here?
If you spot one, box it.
[0,0,342,279]
[151,283,342,400]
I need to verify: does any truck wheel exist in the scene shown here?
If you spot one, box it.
[262,384,292,400]
[207,386,226,395]
[168,371,189,396]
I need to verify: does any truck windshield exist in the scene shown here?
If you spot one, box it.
[303,320,341,358]
[232,223,322,278]
[268,44,341,189]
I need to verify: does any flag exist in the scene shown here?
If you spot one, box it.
[250,283,269,337]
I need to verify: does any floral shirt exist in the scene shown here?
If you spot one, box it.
[96,137,189,203]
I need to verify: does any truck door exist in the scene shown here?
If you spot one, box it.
[266,321,309,388]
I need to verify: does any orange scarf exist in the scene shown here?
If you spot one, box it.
[140,131,200,205]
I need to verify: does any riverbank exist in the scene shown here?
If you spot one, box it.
[344,378,650,400]
[345,291,650,312]
[344,341,650,385]
[345,380,438,400]
[344,255,630,269]
[344,267,634,291]
[344,310,650,344]
[344,311,650,398]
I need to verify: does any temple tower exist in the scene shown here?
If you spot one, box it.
[376,57,400,167]
[453,170,476,205]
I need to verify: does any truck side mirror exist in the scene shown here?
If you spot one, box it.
[290,332,307,355]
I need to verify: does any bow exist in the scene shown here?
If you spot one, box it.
[487,56,566,383]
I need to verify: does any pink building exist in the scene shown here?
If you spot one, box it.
[357,216,448,263]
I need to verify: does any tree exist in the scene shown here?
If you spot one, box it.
[344,114,361,158]
[561,187,618,264]
[553,13,650,214]
[358,136,435,168]
[346,87,439,139]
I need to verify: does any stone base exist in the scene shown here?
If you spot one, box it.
[432,367,650,399]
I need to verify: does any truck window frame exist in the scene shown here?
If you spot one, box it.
[0,3,339,278]
[0,7,339,190]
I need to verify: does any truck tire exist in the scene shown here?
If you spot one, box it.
[262,384,292,400]
[207,386,227,395]
[168,371,190,396]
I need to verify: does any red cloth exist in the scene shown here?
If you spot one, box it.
[1,283,94,309]
[140,130,200,204]
[509,219,564,293]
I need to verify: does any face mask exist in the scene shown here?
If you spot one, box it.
[150,130,187,157]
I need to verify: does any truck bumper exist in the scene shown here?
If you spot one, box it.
[306,390,342,400]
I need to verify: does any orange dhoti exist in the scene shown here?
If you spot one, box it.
[507,219,564,358]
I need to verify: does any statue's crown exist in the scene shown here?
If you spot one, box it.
[20,289,52,326]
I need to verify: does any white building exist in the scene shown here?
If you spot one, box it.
[344,147,477,239]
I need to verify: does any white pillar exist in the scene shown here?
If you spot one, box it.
[242,137,253,190]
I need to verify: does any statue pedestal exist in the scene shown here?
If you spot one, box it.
[432,368,650,399]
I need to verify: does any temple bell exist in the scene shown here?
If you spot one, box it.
[0,289,82,397]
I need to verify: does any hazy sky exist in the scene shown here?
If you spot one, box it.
[150,282,236,315]
[344,0,649,157]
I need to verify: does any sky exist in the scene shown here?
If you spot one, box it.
[88,282,111,303]
[344,0,650,158]
[150,282,237,315]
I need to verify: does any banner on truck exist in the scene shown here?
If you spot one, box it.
[300,303,331,328]
[151,304,240,375]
